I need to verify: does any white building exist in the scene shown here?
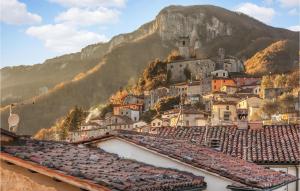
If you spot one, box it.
[211,69,228,78]
[237,97,263,120]
[150,118,169,127]
[211,101,237,126]
[164,108,208,127]
[133,121,148,129]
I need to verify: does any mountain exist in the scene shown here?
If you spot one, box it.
[245,40,299,75]
[1,5,298,135]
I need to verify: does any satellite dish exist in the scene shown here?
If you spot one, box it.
[8,114,20,127]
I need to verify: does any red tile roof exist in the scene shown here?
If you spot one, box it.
[155,125,300,164]
[115,132,297,190]
[1,138,205,191]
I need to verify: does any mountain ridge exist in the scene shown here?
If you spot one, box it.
[1,5,298,135]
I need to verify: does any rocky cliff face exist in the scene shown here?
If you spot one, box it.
[1,5,298,135]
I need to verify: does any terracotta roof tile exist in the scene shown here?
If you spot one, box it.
[116,131,297,190]
[2,138,205,191]
[154,125,300,164]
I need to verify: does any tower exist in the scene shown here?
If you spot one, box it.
[217,48,225,69]
[177,36,190,59]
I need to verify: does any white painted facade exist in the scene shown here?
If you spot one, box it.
[151,118,163,128]
[94,138,293,191]
[211,103,237,126]
[95,138,232,191]
[211,70,228,78]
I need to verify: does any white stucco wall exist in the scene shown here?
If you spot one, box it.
[95,138,237,191]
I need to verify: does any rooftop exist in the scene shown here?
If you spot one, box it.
[163,108,208,115]
[111,131,297,190]
[154,125,300,164]
[1,138,205,191]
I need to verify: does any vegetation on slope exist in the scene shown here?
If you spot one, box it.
[245,40,298,75]
[34,106,86,140]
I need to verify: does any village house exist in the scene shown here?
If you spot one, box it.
[211,78,236,92]
[163,108,208,127]
[211,69,228,78]
[253,85,261,95]
[211,101,237,125]
[133,120,147,129]
[230,75,260,88]
[68,127,109,142]
[113,103,142,121]
[152,125,299,191]
[169,82,188,96]
[133,125,159,134]
[167,58,216,82]
[143,87,169,111]
[237,96,263,120]
[123,94,144,105]
[223,56,244,73]
[80,120,102,131]
[83,130,297,191]
[104,115,133,130]
[150,118,169,128]
[220,85,238,94]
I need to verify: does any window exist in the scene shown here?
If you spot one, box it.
[223,80,225,82]
[214,85,216,89]
[180,64,183,67]
[226,105,229,110]
[170,65,174,69]
[134,117,137,121]
[224,111,231,121]
[158,122,161,126]
[216,73,219,77]
[223,73,225,76]
[152,123,156,126]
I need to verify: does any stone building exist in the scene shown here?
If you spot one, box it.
[167,59,216,82]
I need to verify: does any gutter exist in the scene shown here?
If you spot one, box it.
[0,152,111,191]
[296,165,299,191]
[226,178,298,191]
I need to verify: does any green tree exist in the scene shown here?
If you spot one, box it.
[278,93,295,113]
[261,100,279,118]
[100,103,113,118]
[154,96,180,114]
[274,74,287,88]
[66,106,86,131]
[140,109,157,123]
[261,75,273,89]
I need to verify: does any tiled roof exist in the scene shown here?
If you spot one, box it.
[1,138,205,191]
[1,128,18,138]
[155,125,300,164]
[212,101,237,105]
[163,108,208,115]
[116,132,297,190]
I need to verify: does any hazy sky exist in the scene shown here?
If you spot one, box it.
[1,0,299,67]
